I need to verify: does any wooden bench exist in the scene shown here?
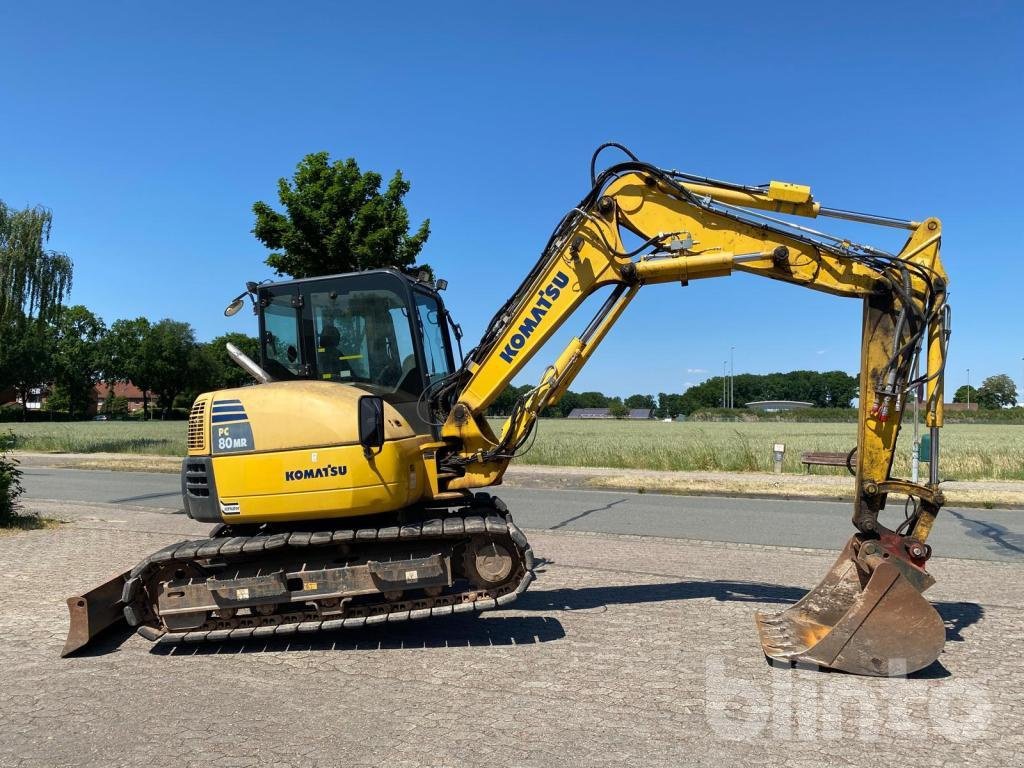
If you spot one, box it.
[800,449,856,473]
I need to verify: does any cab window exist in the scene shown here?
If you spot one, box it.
[262,295,303,378]
[310,287,419,395]
[414,292,453,383]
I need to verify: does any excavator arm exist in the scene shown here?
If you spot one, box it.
[429,145,950,675]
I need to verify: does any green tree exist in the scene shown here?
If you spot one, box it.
[656,392,686,419]
[205,333,262,390]
[0,203,73,407]
[253,152,431,279]
[106,395,130,419]
[548,389,581,418]
[104,317,153,417]
[679,377,726,415]
[952,384,978,404]
[490,383,532,417]
[577,391,610,409]
[0,323,53,417]
[977,374,1017,409]
[609,400,629,419]
[0,202,72,329]
[624,394,656,411]
[50,305,106,417]
[179,342,221,407]
[137,320,200,416]
[676,370,858,415]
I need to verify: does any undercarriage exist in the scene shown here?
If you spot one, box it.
[64,496,533,652]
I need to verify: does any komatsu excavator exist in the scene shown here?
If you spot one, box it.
[63,144,950,676]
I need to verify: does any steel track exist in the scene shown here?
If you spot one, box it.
[122,502,534,646]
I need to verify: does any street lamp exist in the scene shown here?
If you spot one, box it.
[730,346,735,409]
[966,368,970,410]
[722,361,727,407]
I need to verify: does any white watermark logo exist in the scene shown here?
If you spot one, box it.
[704,655,991,742]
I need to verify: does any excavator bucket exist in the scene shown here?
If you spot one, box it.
[754,536,945,676]
[61,571,129,657]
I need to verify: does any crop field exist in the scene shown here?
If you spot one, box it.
[489,419,1024,480]
[4,421,186,456]
[4,419,1024,480]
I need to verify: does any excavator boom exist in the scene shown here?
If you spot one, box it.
[427,144,949,674]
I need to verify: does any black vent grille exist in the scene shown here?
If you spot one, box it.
[185,461,210,498]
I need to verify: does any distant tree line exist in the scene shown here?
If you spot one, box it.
[678,370,858,413]
[489,387,666,419]
[1,304,260,419]
[489,371,859,419]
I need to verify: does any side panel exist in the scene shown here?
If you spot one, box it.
[207,436,428,524]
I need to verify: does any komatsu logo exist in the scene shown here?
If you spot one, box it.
[285,464,348,482]
[499,271,570,364]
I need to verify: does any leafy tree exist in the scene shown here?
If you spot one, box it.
[679,376,727,415]
[103,318,153,417]
[577,391,610,409]
[952,384,978,404]
[548,389,581,418]
[137,320,200,415]
[179,342,221,407]
[0,323,53,417]
[609,400,629,419]
[977,374,1017,409]
[676,370,858,415]
[204,333,262,390]
[490,383,528,417]
[656,392,686,419]
[106,395,130,419]
[50,305,106,417]
[0,202,72,329]
[253,152,431,279]
[624,394,656,410]
[0,202,73,405]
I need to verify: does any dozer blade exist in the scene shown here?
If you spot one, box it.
[61,571,130,657]
[754,536,945,676]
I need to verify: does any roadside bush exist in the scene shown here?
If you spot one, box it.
[0,430,26,525]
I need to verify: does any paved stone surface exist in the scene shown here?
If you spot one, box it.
[19,467,1024,563]
[1,500,1021,767]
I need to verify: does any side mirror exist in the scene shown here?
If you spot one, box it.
[358,396,386,456]
[224,297,245,317]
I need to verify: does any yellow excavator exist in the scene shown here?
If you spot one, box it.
[64,144,950,676]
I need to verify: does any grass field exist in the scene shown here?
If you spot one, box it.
[4,419,1023,481]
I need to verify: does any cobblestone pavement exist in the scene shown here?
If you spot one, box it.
[1,500,1021,768]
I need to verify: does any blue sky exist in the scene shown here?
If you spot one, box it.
[2,2,1022,397]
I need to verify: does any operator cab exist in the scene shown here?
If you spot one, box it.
[255,269,457,435]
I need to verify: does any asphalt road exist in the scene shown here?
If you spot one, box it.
[21,466,1023,563]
